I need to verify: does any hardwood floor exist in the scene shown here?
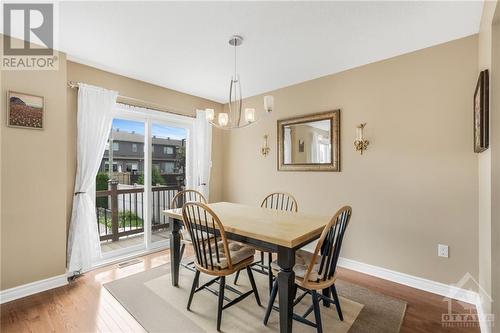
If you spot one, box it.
[1,249,480,333]
[337,268,480,333]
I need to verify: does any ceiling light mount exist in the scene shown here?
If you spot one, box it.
[228,35,243,47]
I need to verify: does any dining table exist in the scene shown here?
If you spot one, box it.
[163,201,331,333]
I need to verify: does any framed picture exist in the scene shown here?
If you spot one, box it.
[7,91,44,130]
[474,70,489,153]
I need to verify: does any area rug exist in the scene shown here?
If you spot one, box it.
[104,264,406,333]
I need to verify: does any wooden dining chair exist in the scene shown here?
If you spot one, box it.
[234,192,299,293]
[261,192,299,213]
[182,202,261,331]
[263,206,352,333]
[170,189,207,270]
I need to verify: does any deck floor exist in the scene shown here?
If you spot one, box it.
[100,230,169,252]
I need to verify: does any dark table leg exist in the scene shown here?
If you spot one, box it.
[277,246,295,333]
[169,217,182,287]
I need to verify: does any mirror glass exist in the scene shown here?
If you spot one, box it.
[283,119,331,164]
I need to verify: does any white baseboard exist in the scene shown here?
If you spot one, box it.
[338,257,489,332]
[0,274,68,304]
[338,257,477,303]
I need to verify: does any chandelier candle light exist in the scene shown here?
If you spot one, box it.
[205,35,274,129]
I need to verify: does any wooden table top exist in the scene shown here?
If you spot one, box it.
[163,202,330,248]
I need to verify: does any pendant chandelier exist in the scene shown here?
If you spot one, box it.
[205,35,274,129]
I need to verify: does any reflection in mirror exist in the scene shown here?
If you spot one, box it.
[283,119,331,164]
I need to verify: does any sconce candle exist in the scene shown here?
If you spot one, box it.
[356,126,363,141]
[354,123,369,155]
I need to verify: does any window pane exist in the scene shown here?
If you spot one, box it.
[151,123,187,244]
[97,119,145,253]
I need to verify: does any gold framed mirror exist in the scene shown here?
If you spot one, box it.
[277,110,340,171]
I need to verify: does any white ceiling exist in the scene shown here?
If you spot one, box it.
[57,1,484,103]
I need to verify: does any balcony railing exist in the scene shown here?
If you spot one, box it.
[96,180,182,242]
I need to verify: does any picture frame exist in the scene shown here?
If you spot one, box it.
[277,110,340,172]
[473,70,489,153]
[7,91,44,130]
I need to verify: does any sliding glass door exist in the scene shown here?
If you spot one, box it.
[150,122,188,246]
[95,104,193,260]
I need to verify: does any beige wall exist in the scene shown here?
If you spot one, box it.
[221,35,479,284]
[490,5,500,331]
[477,0,498,318]
[1,37,68,289]
[66,61,225,225]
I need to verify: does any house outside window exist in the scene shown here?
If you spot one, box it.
[132,143,138,152]
[161,162,175,173]
[105,161,118,172]
[164,146,174,155]
[113,142,119,151]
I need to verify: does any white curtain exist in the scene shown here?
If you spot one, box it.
[310,132,321,163]
[67,84,118,275]
[284,127,292,164]
[188,110,212,200]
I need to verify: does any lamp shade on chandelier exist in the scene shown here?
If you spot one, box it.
[205,35,274,129]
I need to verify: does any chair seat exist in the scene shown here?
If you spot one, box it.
[181,228,210,243]
[199,241,256,270]
[271,249,324,281]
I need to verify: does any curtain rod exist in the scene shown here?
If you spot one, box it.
[67,81,196,118]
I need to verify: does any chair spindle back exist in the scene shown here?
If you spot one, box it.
[182,202,232,272]
[261,192,298,212]
[305,206,352,284]
[171,189,207,209]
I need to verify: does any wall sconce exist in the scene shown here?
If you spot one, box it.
[261,135,270,157]
[354,123,369,154]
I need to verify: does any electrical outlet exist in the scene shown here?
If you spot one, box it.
[438,244,449,258]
